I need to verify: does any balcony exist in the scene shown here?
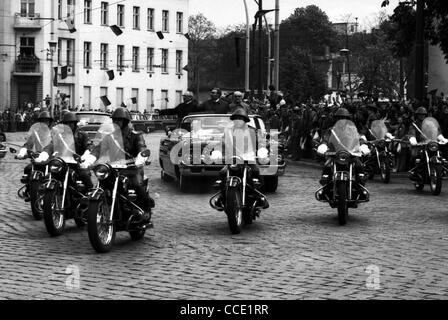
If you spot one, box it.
[14,13,42,30]
[13,57,42,77]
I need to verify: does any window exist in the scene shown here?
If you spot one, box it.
[19,37,35,57]
[161,90,168,109]
[58,0,62,20]
[176,12,183,33]
[147,8,154,31]
[116,88,124,107]
[57,39,62,65]
[133,6,140,29]
[101,2,109,25]
[132,88,139,110]
[100,87,108,108]
[117,4,125,27]
[83,86,91,109]
[132,47,140,72]
[67,0,75,21]
[161,49,168,73]
[84,0,92,24]
[162,10,169,32]
[100,43,108,69]
[66,39,74,67]
[83,42,91,68]
[175,90,182,106]
[146,89,154,111]
[147,48,154,72]
[117,45,124,70]
[176,50,182,74]
[20,0,35,17]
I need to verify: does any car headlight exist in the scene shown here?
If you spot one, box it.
[94,164,110,181]
[257,147,270,165]
[210,150,223,162]
[428,141,439,152]
[49,158,64,174]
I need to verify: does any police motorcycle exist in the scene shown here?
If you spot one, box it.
[84,123,153,253]
[408,117,448,195]
[209,149,270,235]
[10,123,52,220]
[0,132,6,160]
[363,120,395,183]
[37,124,89,236]
[315,119,370,225]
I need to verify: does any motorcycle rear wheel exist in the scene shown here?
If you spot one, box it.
[336,181,348,226]
[30,181,43,220]
[87,198,115,253]
[42,187,65,237]
[430,165,442,196]
[225,188,243,234]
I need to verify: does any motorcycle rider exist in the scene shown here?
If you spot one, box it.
[35,111,94,191]
[88,107,155,223]
[408,107,448,180]
[213,109,267,208]
[316,108,369,187]
[16,111,54,201]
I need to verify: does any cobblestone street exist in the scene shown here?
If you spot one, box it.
[1,131,448,300]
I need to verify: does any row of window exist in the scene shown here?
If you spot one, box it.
[82,1,184,33]
[83,87,183,109]
[84,43,183,74]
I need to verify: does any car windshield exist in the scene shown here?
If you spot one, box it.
[182,116,232,134]
[76,113,112,124]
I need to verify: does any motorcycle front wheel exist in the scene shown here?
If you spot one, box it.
[42,186,65,236]
[336,181,348,226]
[380,158,391,183]
[430,165,442,195]
[87,197,115,253]
[225,187,243,234]
[30,180,43,220]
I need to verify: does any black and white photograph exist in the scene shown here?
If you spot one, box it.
[1,0,448,305]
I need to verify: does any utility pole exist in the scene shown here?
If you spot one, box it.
[257,0,263,100]
[50,0,55,118]
[415,0,425,103]
[273,0,280,93]
[243,0,250,93]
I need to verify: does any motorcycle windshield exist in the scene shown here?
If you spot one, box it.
[421,117,440,142]
[51,124,77,164]
[94,123,128,168]
[26,123,51,152]
[370,120,388,140]
[328,120,360,155]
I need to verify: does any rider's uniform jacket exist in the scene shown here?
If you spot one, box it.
[44,129,91,156]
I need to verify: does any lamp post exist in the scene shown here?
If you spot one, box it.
[340,48,351,99]
[48,40,57,118]
[242,0,250,93]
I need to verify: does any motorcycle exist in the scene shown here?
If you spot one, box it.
[315,119,370,225]
[363,120,394,183]
[210,152,270,234]
[14,123,52,220]
[408,117,447,195]
[85,123,153,253]
[41,124,89,236]
[0,132,7,159]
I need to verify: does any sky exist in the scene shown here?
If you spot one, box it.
[189,0,401,31]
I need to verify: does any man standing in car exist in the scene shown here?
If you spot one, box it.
[198,88,230,114]
[158,91,199,126]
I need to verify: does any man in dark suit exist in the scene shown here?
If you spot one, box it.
[198,88,230,114]
[158,91,199,125]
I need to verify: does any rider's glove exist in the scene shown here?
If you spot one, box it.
[35,151,49,163]
[409,137,418,146]
[80,150,97,169]
[317,144,328,155]
[17,148,28,159]
[135,151,148,166]
[437,134,448,144]
[360,144,370,155]
[385,132,395,140]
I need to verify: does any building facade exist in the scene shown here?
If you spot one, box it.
[0,0,189,112]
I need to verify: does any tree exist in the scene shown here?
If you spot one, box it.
[188,14,217,97]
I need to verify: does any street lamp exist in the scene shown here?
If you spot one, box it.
[48,40,57,118]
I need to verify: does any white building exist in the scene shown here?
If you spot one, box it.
[0,0,189,112]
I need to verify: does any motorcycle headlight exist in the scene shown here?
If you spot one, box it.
[428,142,439,152]
[94,164,110,181]
[335,150,351,165]
[376,140,386,149]
[49,158,64,174]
